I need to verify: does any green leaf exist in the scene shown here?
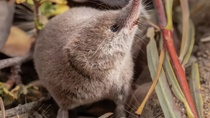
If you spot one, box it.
[34,18,44,30]
[178,17,195,66]
[189,63,204,118]
[181,20,195,66]
[163,53,194,117]
[0,87,16,105]
[26,0,34,5]
[39,1,56,17]
[147,33,182,118]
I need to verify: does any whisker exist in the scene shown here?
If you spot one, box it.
[131,93,140,106]
[124,109,139,118]
[125,102,137,112]
[141,0,153,10]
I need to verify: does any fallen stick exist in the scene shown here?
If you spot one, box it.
[0,101,42,118]
[0,53,33,70]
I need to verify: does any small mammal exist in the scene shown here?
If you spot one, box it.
[34,0,144,117]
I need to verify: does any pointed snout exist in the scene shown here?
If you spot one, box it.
[123,0,141,30]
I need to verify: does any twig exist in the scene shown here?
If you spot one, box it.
[0,53,33,70]
[32,0,41,33]
[0,97,5,118]
[162,30,198,117]
[146,20,160,31]
[0,0,15,49]
[11,65,22,85]
[153,0,167,28]
[201,36,210,43]
[0,101,42,118]
[29,80,43,87]
[136,46,165,115]
[5,65,22,89]
[153,0,198,117]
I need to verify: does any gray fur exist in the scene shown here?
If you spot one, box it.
[34,0,143,117]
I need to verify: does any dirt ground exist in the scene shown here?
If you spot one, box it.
[197,41,210,117]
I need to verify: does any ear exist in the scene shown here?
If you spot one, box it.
[63,42,73,63]
[62,39,83,66]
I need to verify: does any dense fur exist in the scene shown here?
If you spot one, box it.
[34,0,143,117]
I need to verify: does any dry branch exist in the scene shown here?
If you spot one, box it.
[0,53,33,70]
[0,101,42,118]
[5,65,22,89]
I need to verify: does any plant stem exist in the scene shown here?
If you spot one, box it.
[153,0,167,28]
[33,0,41,33]
[153,0,198,117]
[162,30,198,118]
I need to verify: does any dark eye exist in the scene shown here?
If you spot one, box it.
[110,24,119,32]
